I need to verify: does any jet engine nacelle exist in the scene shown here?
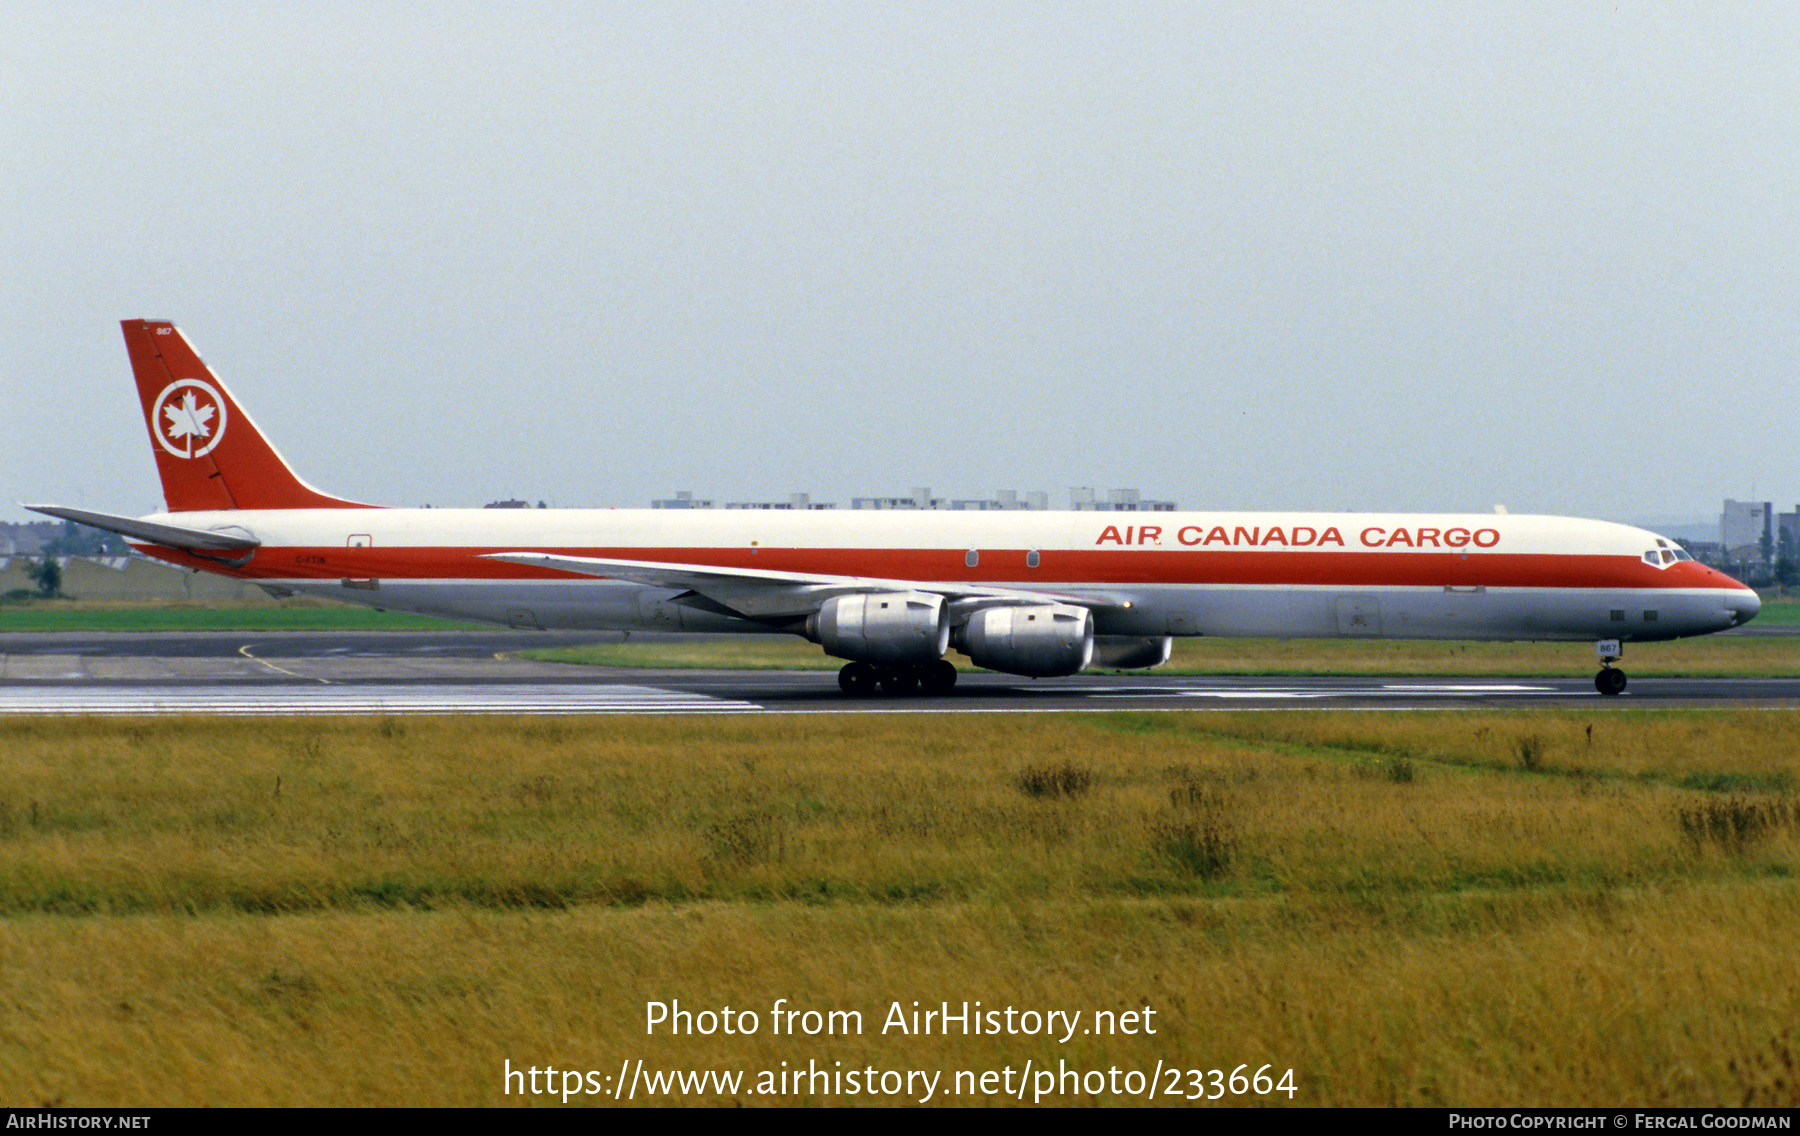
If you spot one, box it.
[810,591,950,665]
[958,603,1094,677]
[1090,634,1173,670]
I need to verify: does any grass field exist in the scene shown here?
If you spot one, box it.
[2,711,1797,1106]
[1752,597,1800,624]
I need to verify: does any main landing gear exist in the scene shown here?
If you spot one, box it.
[1594,639,1627,697]
[837,659,958,697]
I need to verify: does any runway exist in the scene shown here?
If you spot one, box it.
[2,630,1795,714]
[0,681,763,715]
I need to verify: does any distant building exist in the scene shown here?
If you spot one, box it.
[652,490,714,509]
[1070,487,1177,512]
[726,492,836,511]
[1720,499,1772,564]
[643,484,1175,511]
[850,488,942,510]
[947,489,1050,511]
[1684,540,1726,564]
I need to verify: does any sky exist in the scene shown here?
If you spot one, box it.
[6,2,1798,526]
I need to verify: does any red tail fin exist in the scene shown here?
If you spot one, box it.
[124,320,373,511]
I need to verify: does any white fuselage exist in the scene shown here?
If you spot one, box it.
[133,506,1761,643]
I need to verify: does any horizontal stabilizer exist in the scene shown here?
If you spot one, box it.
[23,504,261,551]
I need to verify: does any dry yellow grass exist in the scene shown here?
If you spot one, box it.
[1,712,1797,1106]
[3,885,1797,1107]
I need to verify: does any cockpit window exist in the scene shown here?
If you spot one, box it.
[1643,537,1694,568]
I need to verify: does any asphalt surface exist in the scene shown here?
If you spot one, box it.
[0,629,613,659]
[1,630,1795,714]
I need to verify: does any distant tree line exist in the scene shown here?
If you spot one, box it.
[2,520,128,603]
[2,519,129,557]
[41,521,129,557]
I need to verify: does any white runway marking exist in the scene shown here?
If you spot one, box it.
[1379,683,1554,693]
[1178,691,1321,699]
[1094,681,1556,700]
[0,683,763,716]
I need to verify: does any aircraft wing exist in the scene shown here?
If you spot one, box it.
[23,504,261,552]
[483,552,1115,620]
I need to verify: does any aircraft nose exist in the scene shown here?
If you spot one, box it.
[1727,589,1761,627]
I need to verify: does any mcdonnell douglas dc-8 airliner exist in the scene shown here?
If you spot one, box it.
[29,321,1760,696]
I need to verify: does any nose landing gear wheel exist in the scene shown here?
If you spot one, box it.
[1595,668,1627,696]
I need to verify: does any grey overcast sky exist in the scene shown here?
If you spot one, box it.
[5,2,1797,525]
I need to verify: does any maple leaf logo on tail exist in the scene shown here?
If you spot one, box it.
[150,379,228,459]
[164,393,214,444]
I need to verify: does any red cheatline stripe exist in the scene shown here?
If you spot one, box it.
[132,544,1743,592]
